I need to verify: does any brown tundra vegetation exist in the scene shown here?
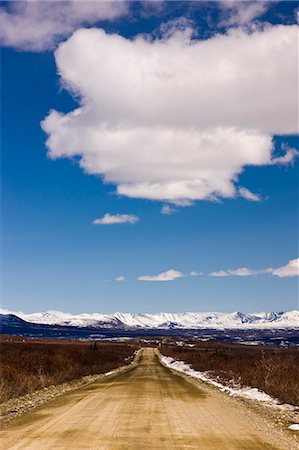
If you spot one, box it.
[0,336,138,403]
[161,341,299,406]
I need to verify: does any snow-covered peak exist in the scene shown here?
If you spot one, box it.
[0,308,298,329]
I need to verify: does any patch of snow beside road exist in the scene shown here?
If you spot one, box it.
[160,355,297,411]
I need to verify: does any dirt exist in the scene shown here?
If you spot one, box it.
[0,348,298,450]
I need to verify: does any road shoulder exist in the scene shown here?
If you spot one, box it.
[158,350,299,450]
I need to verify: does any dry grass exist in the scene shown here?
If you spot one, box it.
[161,342,299,406]
[0,336,138,403]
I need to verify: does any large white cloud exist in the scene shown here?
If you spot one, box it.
[42,25,298,205]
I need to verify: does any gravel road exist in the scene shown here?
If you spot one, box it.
[1,348,297,449]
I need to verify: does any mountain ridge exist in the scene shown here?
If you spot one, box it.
[0,308,298,329]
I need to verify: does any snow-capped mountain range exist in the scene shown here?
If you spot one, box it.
[0,309,298,329]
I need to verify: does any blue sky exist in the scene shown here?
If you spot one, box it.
[1,1,298,314]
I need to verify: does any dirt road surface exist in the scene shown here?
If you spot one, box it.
[1,348,297,450]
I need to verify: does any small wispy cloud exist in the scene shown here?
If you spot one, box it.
[239,187,261,202]
[161,204,178,215]
[138,269,183,282]
[210,258,299,278]
[210,267,267,277]
[271,145,298,165]
[156,17,195,41]
[93,213,139,225]
[0,1,128,51]
[231,267,262,276]
[219,1,270,27]
[210,270,231,277]
[115,276,125,282]
[190,271,203,277]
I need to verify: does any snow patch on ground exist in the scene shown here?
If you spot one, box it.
[160,355,297,411]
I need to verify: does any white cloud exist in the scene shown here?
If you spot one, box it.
[93,213,139,225]
[220,1,270,27]
[42,25,298,205]
[239,187,261,202]
[156,17,196,41]
[161,204,178,215]
[115,276,125,282]
[210,270,230,277]
[139,1,166,19]
[210,267,260,277]
[272,145,298,165]
[272,258,299,278]
[0,1,127,51]
[210,258,299,277]
[138,269,183,282]
[190,271,203,277]
[229,267,258,276]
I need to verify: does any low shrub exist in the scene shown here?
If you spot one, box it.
[161,343,299,406]
[0,337,138,403]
